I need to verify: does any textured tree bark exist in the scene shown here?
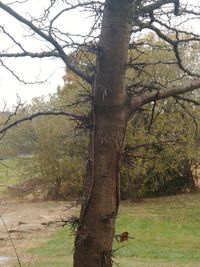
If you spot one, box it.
[73,1,133,266]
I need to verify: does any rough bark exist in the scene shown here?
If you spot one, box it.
[1,1,200,267]
[73,1,133,266]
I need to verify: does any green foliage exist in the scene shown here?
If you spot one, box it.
[1,34,200,200]
[121,33,200,199]
[121,99,200,199]
[0,79,90,200]
[18,129,83,200]
[17,82,89,200]
[0,110,37,160]
[127,32,200,89]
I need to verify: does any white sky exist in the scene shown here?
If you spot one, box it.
[0,0,93,109]
[0,0,200,109]
[0,57,65,108]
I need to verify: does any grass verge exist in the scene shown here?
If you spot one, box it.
[27,194,200,267]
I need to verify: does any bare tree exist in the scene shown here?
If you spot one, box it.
[1,1,200,266]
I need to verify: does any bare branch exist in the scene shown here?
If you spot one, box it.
[128,140,187,151]
[174,95,200,106]
[141,0,177,14]
[6,0,28,5]
[0,25,26,52]
[127,60,177,69]
[175,98,199,132]
[0,1,92,83]
[128,78,200,115]
[133,20,200,78]
[0,111,85,136]
[0,96,21,127]
[49,1,103,35]
[0,50,60,59]
[0,59,49,84]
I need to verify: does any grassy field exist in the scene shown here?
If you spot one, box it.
[27,194,200,267]
[0,159,21,192]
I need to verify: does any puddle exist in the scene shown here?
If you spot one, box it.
[0,256,11,266]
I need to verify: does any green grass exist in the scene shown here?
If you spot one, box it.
[0,158,21,192]
[27,228,74,267]
[115,194,200,266]
[26,194,200,267]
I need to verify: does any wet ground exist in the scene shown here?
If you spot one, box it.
[0,197,73,266]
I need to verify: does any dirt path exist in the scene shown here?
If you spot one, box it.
[0,196,74,266]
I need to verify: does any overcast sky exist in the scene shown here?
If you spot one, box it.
[0,0,92,109]
[0,0,200,109]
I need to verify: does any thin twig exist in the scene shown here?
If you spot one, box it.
[0,215,22,267]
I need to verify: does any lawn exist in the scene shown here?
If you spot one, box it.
[0,158,21,192]
[27,194,200,267]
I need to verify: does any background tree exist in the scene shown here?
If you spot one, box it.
[19,86,88,200]
[122,99,200,200]
[122,33,200,199]
[1,1,200,266]
[0,83,88,199]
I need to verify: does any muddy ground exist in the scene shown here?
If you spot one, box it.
[0,194,74,266]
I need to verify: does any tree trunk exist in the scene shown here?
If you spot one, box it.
[73,1,133,266]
